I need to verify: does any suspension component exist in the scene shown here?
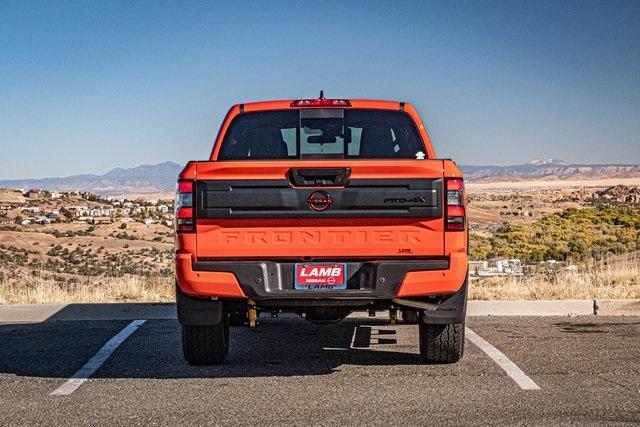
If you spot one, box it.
[389,307,398,325]
[248,299,257,327]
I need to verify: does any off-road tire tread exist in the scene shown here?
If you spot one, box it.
[419,322,464,363]
[181,321,228,365]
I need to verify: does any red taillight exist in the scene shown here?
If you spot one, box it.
[175,180,194,233]
[446,178,465,231]
[177,181,193,193]
[447,179,464,191]
[176,207,193,219]
[290,99,351,107]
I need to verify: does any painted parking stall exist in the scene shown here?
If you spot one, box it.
[51,320,146,396]
[0,315,638,424]
[46,315,542,395]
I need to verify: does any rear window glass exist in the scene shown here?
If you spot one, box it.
[217,109,426,160]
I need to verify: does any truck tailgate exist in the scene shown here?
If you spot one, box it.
[193,160,445,258]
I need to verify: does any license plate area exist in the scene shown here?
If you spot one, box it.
[294,263,347,290]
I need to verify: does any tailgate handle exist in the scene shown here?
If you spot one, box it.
[288,168,351,187]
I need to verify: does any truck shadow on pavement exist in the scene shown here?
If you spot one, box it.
[0,315,428,380]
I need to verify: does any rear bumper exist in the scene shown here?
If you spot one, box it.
[175,252,467,301]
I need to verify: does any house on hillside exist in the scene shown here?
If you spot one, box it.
[472,258,524,277]
[89,208,112,217]
[62,206,90,218]
[35,216,51,224]
[24,189,44,198]
[468,261,488,275]
[62,207,79,218]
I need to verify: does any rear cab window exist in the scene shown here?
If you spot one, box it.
[217,109,426,160]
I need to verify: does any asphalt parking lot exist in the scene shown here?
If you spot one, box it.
[0,315,638,425]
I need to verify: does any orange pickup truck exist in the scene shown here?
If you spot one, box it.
[175,95,468,365]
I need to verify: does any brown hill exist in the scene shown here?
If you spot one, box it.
[0,190,26,205]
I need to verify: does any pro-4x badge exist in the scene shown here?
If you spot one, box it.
[307,190,333,211]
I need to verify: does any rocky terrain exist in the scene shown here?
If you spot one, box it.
[591,185,640,206]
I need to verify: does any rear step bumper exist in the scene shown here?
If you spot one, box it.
[192,259,448,300]
[175,253,468,300]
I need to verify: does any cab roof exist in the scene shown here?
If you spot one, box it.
[209,98,434,160]
[235,99,410,113]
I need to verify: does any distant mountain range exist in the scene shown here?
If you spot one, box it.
[461,159,640,182]
[0,161,184,197]
[0,159,638,196]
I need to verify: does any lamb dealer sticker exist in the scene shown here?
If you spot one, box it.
[294,263,347,290]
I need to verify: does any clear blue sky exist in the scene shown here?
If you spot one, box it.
[1,0,639,179]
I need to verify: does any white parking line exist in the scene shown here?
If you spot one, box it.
[51,320,146,396]
[350,326,358,348]
[322,326,360,351]
[465,327,541,390]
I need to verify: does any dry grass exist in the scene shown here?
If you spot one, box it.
[470,258,640,300]
[2,259,639,304]
[0,270,174,304]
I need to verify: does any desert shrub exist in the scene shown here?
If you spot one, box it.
[471,206,640,262]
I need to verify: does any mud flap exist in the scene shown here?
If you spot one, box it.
[420,275,468,325]
[176,283,223,326]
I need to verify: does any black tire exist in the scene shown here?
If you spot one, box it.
[401,310,419,324]
[181,315,229,365]
[418,322,464,363]
[229,311,247,326]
